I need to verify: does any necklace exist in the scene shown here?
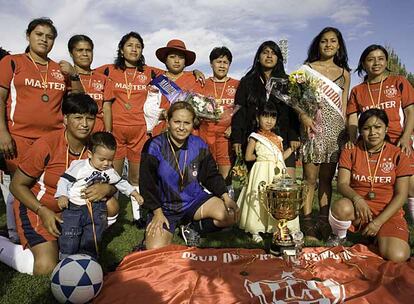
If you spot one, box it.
[212,77,228,104]
[166,133,188,192]
[27,52,49,102]
[64,132,86,170]
[363,142,385,200]
[123,68,137,110]
[367,76,384,109]
[76,67,93,93]
[166,71,183,81]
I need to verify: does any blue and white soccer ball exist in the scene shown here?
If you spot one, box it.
[50,254,103,304]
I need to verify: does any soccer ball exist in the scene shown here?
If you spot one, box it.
[50,254,104,304]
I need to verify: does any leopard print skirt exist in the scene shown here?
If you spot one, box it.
[300,101,347,164]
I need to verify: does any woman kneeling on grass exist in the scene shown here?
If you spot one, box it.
[327,109,412,262]
[140,101,240,249]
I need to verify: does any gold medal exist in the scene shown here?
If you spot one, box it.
[125,103,132,110]
[41,93,49,102]
[367,191,375,200]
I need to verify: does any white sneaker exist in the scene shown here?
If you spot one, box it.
[252,233,263,243]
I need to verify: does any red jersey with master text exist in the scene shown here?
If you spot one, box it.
[347,75,414,143]
[18,131,87,212]
[158,71,203,111]
[0,53,69,139]
[202,77,239,130]
[79,71,114,120]
[95,64,163,126]
[339,142,413,216]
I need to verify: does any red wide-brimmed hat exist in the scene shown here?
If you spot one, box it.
[156,39,196,67]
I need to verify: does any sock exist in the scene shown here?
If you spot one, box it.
[1,174,18,242]
[328,209,351,239]
[0,172,11,200]
[131,186,141,221]
[319,205,329,218]
[0,236,34,274]
[6,193,18,242]
[191,218,222,235]
[407,197,414,221]
[107,214,118,227]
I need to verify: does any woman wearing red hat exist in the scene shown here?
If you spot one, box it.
[151,39,204,135]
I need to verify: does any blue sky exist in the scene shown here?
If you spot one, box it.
[1,0,413,86]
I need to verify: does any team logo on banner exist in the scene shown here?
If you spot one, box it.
[51,69,64,81]
[384,85,397,98]
[244,271,346,303]
[92,80,104,91]
[380,158,394,173]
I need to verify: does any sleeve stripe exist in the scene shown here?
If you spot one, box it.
[61,173,76,183]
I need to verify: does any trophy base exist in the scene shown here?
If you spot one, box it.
[269,243,296,257]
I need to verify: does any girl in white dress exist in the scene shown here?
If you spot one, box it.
[237,103,296,242]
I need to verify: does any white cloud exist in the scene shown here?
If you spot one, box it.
[0,0,372,78]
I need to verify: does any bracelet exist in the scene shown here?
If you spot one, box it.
[34,204,45,214]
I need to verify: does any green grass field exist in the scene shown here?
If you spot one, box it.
[0,179,413,304]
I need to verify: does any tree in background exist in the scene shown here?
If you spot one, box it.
[386,45,414,86]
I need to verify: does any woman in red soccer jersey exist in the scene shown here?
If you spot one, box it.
[68,35,114,133]
[328,109,411,262]
[347,44,414,221]
[9,94,117,275]
[0,18,82,173]
[95,32,164,222]
[299,27,351,241]
[151,39,204,136]
[199,47,239,180]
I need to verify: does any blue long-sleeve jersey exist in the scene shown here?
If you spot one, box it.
[139,133,227,214]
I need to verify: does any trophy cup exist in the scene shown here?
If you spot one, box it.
[258,170,307,257]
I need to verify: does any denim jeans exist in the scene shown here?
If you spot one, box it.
[59,201,107,259]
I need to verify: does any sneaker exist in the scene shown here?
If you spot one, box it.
[316,218,332,241]
[301,218,319,242]
[326,234,347,247]
[252,233,263,243]
[181,223,200,247]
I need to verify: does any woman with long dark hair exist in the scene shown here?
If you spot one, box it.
[231,41,300,177]
[300,27,350,241]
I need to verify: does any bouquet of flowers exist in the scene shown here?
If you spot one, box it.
[177,92,222,121]
[266,70,323,161]
[228,151,248,201]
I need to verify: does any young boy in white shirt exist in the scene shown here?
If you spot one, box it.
[55,132,143,259]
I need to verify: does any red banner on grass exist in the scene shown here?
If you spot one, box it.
[94,245,414,303]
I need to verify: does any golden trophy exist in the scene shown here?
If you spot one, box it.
[258,170,307,256]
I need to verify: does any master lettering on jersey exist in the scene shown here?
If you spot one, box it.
[114,82,147,91]
[87,92,103,101]
[362,100,397,111]
[24,78,65,91]
[352,173,392,184]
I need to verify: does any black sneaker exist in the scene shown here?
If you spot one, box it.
[181,223,200,247]
[326,234,347,247]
